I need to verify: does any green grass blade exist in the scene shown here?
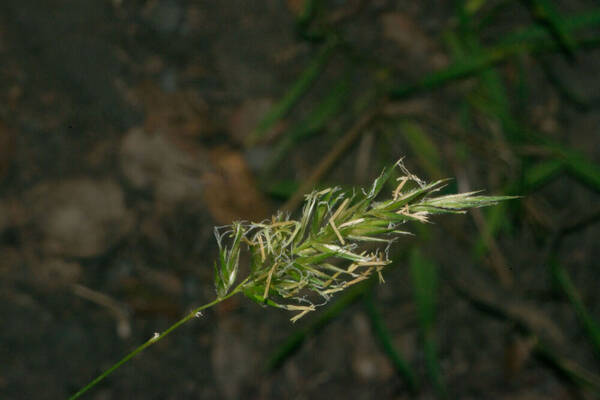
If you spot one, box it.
[444,24,520,262]
[264,76,349,173]
[364,293,419,393]
[522,0,577,58]
[453,273,600,394]
[246,37,337,146]
[549,144,600,193]
[464,0,489,14]
[389,49,505,98]
[400,121,444,179]
[523,160,564,190]
[540,60,590,109]
[389,8,600,99]
[495,7,600,46]
[535,341,600,394]
[550,260,600,359]
[410,249,447,397]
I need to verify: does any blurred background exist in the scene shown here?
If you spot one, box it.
[1,0,599,399]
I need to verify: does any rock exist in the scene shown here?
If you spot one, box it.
[27,179,132,258]
[119,127,205,209]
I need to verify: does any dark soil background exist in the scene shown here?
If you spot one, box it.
[1,1,600,399]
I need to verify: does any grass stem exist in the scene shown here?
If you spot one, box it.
[68,279,247,400]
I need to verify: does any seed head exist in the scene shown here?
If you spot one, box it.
[213,160,515,321]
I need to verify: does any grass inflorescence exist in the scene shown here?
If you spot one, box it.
[70,160,514,399]
[215,160,514,322]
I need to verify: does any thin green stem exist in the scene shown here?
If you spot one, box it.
[69,279,249,400]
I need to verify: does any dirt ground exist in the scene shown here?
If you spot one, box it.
[1,1,600,399]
